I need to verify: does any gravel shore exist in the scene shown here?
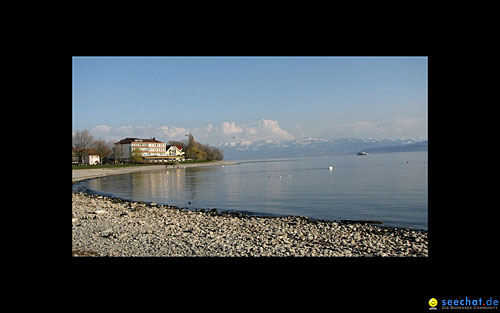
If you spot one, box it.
[72,161,238,183]
[72,191,428,257]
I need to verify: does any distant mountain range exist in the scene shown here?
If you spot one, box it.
[219,138,428,160]
[362,140,428,154]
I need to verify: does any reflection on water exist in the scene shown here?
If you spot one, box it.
[75,152,428,230]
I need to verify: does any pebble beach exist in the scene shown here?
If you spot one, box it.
[72,190,428,257]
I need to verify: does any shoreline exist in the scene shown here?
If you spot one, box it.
[72,160,238,183]
[72,190,428,257]
[74,185,427,232]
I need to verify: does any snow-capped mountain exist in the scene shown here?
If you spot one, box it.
[219,137,427,160]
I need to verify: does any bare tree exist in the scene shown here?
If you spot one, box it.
[93,139,113,164]
[187,133,196,151]
[113,142,124,164]
[72,130,94,164]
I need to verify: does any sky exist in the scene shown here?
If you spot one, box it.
[72,56,427,145]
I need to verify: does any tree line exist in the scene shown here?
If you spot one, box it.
[72,130,115,164]
[72,130,223,164]
[168,133,224,161]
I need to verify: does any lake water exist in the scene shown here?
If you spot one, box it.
[73,151,428,230]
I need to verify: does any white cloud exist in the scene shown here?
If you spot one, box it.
[94,124,111,132]
[323,117,427,139]
[251,119,295,141]
[86,118,297,146]
[261,119,293,138]
[218,119,295,143]
[159,126,189,140]
[89,124,159,143]
[393,117,423,128]
[247,127,258,135]
[221,121,243,135]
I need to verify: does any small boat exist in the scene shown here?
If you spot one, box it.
[357,152,369,156]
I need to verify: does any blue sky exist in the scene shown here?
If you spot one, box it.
[72,56,427,145]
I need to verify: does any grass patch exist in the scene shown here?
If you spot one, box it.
[72,164,154,170]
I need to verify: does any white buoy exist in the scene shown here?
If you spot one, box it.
[222,165,224,167]
[289,174,292,178]
[329,166,333,171]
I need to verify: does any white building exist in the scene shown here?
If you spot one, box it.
[85,153,101,165]
[114,138,185,163]
[165,145,186,161]
[72,148,100,165]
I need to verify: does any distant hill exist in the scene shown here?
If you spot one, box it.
[219,138,427,160]
[362,141,428,154]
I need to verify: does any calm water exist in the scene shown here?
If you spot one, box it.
[73,151,428,230]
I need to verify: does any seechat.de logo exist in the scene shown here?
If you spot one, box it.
[429,298,438,310]
[430,297,499,311]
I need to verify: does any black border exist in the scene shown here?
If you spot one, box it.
[67,54,494,309]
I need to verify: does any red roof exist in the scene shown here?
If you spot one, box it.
[115,137,164,144]
[166,145,183,150]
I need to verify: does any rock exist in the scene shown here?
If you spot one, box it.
[95,210,107,214]
[101,229,116,238]
[342,249,352,255]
